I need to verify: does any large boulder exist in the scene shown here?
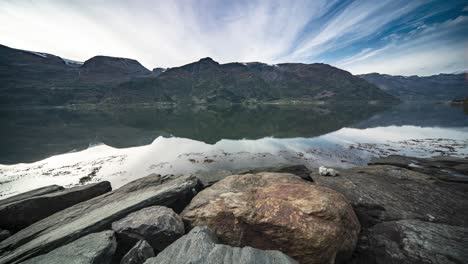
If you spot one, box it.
[353,220,468,264]
[0,174,202,264]
[0,182,111,233]
[181,172,360,264]
[112,206,184,252]
[310,165,468,227]
[21,230,117,264]
[144,226,298,264]
[195,164,312,187]
[121,240,155,264]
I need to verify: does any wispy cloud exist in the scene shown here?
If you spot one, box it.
[0,0,466,75]
[335,15,468,75]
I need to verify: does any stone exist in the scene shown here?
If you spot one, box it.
[195,164,313,187]
[370,155,468,183]
[0,230,10,243]
[310,165,468,227]
[311,163,468,264]
[318,166,339,176]
[0,174,202,264]
[21,230,117,264]
[0,182,111,233]
[112,206,184,252]
[352,220,468,264]
[181,172,360,264]
[120,240,154,264]
[0,185,64,207]
[144,226,298,264]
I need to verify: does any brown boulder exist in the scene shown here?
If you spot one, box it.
[181,172,360,264]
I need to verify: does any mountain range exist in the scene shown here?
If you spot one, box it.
[1,44,465,106]
[359,72,467,101]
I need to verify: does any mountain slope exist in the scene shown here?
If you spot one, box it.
[109,58,396,104]
[0,44,151,105]
[359,73,467,101]
[0,44,396,106]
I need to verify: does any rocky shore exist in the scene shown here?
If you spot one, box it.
[0,155,467,264]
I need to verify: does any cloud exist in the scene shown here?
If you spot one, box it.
[335,16,468,75]
[287,0,425,60]
[0,0,466,75]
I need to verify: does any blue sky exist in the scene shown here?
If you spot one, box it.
[1,0,467,75]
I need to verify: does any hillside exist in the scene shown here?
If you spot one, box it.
[0,44,396,106]
[110,58,396,104]
[359,73,467,101]
[0,45,150,105]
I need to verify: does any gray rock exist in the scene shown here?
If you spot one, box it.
[311,165,468,227]
[144,226,297,264]
[353,220,468,264]
[0,185,63,207]
[0,229,10,242]
[0,182,111,232]
[112,206,184,252]
[311,163,468,264]
[121,240,154,264]
[0,174,202,264]
[21,230,117,264]
[370,155,468,183]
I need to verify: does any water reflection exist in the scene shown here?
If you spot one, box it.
[0,103,391,164]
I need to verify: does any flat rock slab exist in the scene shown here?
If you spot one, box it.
[0,174,201,264]
[0,182,111,233]
[354,220,468,264]
[121,240,154,264]
[370,155,468,183]
[0,230,10,243]
[21,230,117,264]
[0,185,64,207]
[311,165,468,227]
[144,226,298,264]
[112,206,184,252]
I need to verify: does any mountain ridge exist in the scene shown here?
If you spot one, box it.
[359,72,467,101]
[1,44,397,106]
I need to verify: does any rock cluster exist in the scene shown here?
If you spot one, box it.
[0,182,111,233]
[0,174,201,264]
[311,156,468,263]
[0,155,466,264]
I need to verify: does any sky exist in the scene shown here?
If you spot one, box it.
[0,0,467,76]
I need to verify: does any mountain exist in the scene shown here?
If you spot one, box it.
[79,56,151,84]
[359,73,467,101]
[0,44,151,105]
[0,44,396,106]
[108,58,396,104]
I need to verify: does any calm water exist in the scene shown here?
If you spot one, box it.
[0,102,467,164]
[0,102,467,197]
